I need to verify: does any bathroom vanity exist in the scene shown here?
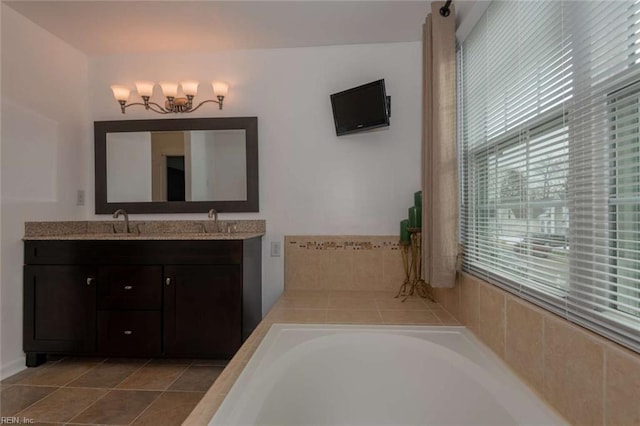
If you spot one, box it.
[22,223,263,367]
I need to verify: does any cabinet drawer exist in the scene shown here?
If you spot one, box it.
[98,266,161,310]
[97,311,161,355]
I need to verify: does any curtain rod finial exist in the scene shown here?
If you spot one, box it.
[439,0,452,17]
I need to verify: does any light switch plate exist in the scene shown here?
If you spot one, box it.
[76,190,85,206]
[270,241,281,257]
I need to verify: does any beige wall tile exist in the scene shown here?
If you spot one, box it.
[316,249,353,290]
[431,287,446,304]
[477,281,506,358]
[442,283,461,319]
[327,297,378,310]
[382,247,406,293]
[265,308,328,324]
[375,297,430,311]
[352,250,384,291]
[543,317,604,426]
[284,248,320,290]
[431,309,459,325]
[285,236,402,292]
[380,310,440,325]
[605,346,640,426]
[505,297,544,390]
[326,310,383,324]
[327,290,394,299]
[459,273,479,332]
[274,294,329,309]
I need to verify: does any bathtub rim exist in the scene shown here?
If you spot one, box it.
[210,323,567,425]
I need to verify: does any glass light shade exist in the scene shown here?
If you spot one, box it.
[181,80,199,97]
[159,81,179,98]
[135,81,155,98]
[110,85,130,102]
[212,81,229,97]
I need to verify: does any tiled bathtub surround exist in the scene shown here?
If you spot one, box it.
[24,220,266,237]
[183,290,458,425]
[433,273,640,426]
[285,236,406,292]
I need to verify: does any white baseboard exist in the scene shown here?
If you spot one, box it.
[0,356,26,380]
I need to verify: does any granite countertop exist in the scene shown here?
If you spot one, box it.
[23,232,264,241]
[23,220,266,241]
[183,290,457,425]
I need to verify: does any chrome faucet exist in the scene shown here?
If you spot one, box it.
[113,209,131,234]
[207,209,220,233]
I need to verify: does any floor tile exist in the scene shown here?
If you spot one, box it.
[16,387,108,423]
[1,367,41,385]
[67,361,144,388]
[0,385,57,416]
[131,391,204,426]
[15,361,101,387]
[116,363,189,390]
[69,389,160,425]
[168,366,224,392]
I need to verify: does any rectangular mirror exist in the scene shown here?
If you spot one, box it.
[95,117,258,213]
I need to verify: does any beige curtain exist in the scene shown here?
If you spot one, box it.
[422,2,458,288]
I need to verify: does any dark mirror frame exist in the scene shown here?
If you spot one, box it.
[94,117,259,214]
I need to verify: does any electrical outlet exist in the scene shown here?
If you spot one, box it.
[270,241,281,257]
[76,190,85,206]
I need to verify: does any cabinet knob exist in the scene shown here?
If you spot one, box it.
[165,277,171,286]
[86,277,94,286]
[123,330,133,335]
[123,285,133,290]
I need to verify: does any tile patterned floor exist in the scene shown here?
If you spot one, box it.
[0,357,226,425]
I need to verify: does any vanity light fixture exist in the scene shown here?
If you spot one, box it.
[110,80,229,114]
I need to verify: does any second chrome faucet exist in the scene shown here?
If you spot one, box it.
[112,209,131,234]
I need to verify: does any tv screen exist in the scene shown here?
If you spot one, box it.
[330,79,390,136]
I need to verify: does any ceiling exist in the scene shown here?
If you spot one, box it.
[4,1,475,55]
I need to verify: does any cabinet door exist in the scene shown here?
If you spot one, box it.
[164,265,242,357]
[24,265,97,353]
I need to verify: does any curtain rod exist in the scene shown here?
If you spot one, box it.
[439,0,452,17]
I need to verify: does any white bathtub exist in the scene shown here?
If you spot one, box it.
[210,324,565,425]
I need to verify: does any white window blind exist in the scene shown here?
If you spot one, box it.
[459,1,640,352]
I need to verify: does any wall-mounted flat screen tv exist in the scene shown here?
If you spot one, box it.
[330,79,390,136]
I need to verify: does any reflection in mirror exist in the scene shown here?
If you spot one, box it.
[106,130,247,203]
[95,117,258,214]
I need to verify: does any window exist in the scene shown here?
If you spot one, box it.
[609,84,640,318]
[459,1,640,352]
[468,115,569,293]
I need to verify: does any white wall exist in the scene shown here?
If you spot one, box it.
[106,132,152,202]
[1,5,89,377]
[88,42,422,316]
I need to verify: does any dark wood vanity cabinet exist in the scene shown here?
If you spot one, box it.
[23,238,261,367]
